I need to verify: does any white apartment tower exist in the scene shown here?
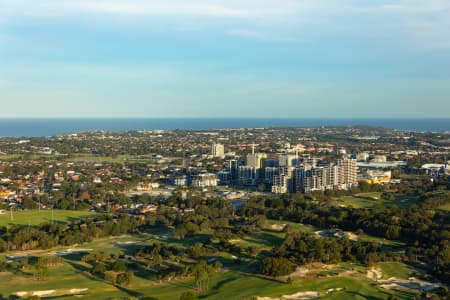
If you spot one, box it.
[211,143,225,159]
[337,158,358,188]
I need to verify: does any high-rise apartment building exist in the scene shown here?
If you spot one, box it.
[337,158,358,188]
[192,173,218,188]
[211,143,225,159]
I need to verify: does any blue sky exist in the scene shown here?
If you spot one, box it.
[0,0,449,118]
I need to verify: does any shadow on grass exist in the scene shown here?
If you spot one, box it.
[65,260,97,279]
[242,231,284,248]
[114,285,158,300]
[198,276,239,299]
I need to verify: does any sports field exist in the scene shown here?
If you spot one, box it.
[0,210,94,227]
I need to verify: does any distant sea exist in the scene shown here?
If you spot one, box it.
[0,118,449,138]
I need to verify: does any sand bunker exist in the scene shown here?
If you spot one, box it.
[327,288,344,294]
[16,290,56,297]
[33,290,56,297]
[344,231,359,241]
[256,291,320,300]
[315,230,327,237]
[55,248,93,256]
[113,241,137,247]
[367,267,383,281]
[284,291,320,300]
[70,288,89,294]
[228,239,241,244]
[271,224,286,231]
[17,288,88,298]
[379,277,442,292]
[315,230,359,241]
[289,266,310,278]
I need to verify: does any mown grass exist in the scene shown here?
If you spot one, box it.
[332,192,420,209]
[0,268,414,300]
[376,262,418,279]
[438,202,450,212]
[0,213,420,300]
[64,153,168,165]
[0,228,419,300]
[267,220,317,233]
[0,210,94,227]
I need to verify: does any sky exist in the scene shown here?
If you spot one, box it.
[0,0,449,118]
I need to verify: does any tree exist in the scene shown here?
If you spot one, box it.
[365,252,379,268]
[248,246,260,258]
[193,267,208,291]
[22,198,38,209]
[192,261,212,292]
[33,263,49,281]
[257,184,267,192]
[116,272,134,286]
[0,260,8,272]
[213,261,222,271]
[260,257,296,277]
[104,271,116,285]
[18,258,29,270]
[91,262,106,275]
[112,260,127,272]
[180,291,198,300]
[386,226,400,240]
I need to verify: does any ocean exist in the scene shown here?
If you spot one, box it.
[0,118,449,138]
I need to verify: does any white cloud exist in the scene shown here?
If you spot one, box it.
[0,0,264,18]
[0,0,449,49]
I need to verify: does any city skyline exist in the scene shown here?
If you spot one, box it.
[1,0,450,118]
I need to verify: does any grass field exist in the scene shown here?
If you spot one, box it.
[358,235,405,251]
[0,226,421,300]
[438,202,450,212]
[332,192,420,209]
[0,213,423,300]
[0,210,95,227]
[0,153,171,165]
[0,154,56,161]
[267,220,317,233]
[0,264,415,300]
[375,262,418,279]
[65,154,176,165]
[66,154,138,164]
